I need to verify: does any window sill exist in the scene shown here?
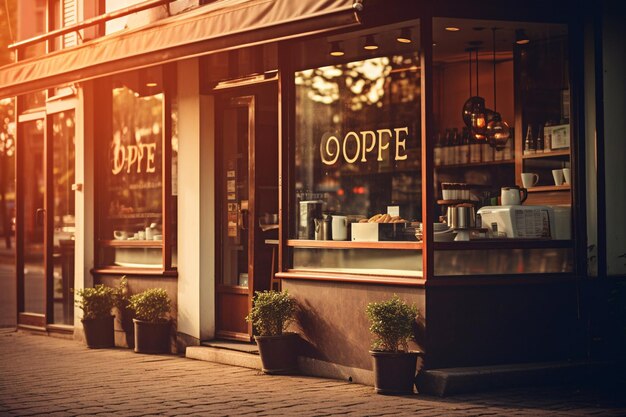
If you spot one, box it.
[91,267,178,277]
[287,239,422,250]
[277,270,425,286]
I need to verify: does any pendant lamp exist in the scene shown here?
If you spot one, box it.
[485,28,511,150]
[461,48,487,140]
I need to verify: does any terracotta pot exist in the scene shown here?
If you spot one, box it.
[133,319,171,354]
[370,350,419,395]
[255,332,298,374]
[82,316,114,349]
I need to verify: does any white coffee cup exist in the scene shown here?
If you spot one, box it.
[331,215,348,241]
[562,168,571,185]
[521,173,539,188]
[113,230,127,240]
[552,169,564,185]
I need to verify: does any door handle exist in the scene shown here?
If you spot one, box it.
[239,208,248,231]
[35,208,45,227]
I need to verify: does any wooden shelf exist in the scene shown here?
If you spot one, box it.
[437,199,476,205]
[527,184,571,192]
[433,239,573,250]
[436,159,515,168]
[340,167,419,177]
[522,150,570,159]
[100,240,162,247]
[287,239,422,250]
[107,212,162,219]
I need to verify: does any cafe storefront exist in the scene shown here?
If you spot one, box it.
[3,0,623,393]
[275,4,588,389]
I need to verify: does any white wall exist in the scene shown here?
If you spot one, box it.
[176,58,215,341]
[73,82,95,334]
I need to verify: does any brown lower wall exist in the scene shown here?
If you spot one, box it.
[95,274,178,352]
[283,276,587,377]
[282,278,425,377]
[424,278,587,369]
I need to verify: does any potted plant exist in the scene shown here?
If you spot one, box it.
[112,276,134,348]
[245,290,298,374]
[75,284,115,348]
[128,288,171,354]
[366,294,420,395]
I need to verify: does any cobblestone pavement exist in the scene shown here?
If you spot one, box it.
[1,331,626,417]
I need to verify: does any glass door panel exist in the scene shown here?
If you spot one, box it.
[220,106,249,288]
[51,111,75,325]
[216,95,253,341]
[21,120,45,316]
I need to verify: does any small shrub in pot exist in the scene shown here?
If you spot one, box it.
[75,285,115,348]
[246,290,298,374]
[129,288,171,354]
[366,295,421,395]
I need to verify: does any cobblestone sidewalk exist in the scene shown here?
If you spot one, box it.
[1,331,625,416]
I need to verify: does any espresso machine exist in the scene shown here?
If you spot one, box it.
[298,200,323,239]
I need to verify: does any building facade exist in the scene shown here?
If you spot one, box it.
[1,0,625,391]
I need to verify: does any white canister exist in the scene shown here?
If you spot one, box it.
[331,215,348,241]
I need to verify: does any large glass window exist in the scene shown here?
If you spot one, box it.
[431,18,573,275]
[98,68,170,270]
[290,22,422,278]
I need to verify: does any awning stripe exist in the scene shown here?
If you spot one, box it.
[0,0,360,98]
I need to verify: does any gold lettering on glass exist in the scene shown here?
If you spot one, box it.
[376,129,392,162]
[394,127,408,161]
[320,133,340,165]
[111,143,159,175]
[343,131,361,164]
[320,127,409,165]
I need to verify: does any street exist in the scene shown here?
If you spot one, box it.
[1,331,626,416]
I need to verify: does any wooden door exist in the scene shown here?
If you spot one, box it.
[215,84,278,341]
[16,110,76,329]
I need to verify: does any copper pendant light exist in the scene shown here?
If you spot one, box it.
[461,48,487,140]
[486,27,511,150]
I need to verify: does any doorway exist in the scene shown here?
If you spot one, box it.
[214,82,278,341]
[17,110,76,330]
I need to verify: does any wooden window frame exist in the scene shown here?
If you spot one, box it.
[93,65,176,277]
[277,9,586,286]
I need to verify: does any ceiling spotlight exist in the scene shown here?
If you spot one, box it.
[146,82,158,87]
[329,41,344,57]
[396,27,412,44]
[445,26,460,32]
[515,29,530,45]
[363,34,379,50]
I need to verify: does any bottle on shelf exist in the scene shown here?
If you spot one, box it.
[434,132,442,166]
[544,120,552,151]
[502,127,514,160]
[524,124,536,155]
[536,124,545,153]
[459,127,469,164]
[482,136,493,162]
[469,127,481,163]
[443,128,451,166]
[451,127,459,165]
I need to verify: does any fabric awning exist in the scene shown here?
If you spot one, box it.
[0,0,361,98]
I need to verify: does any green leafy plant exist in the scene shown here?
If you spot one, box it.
[113,276,130,310]
[128,288,171,323]
[75,285,115,320]
[246,290,296,336]
[366,295,418,353]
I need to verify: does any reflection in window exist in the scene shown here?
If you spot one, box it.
[99,85,164,268]
[294,52,422,240]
